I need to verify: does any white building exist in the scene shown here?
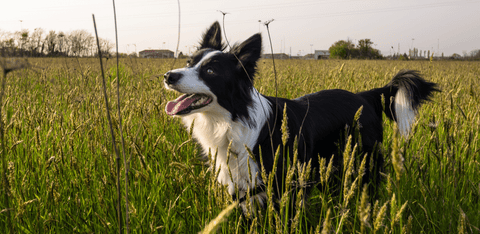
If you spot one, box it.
[139,49,174,58]
[314,50,330,59]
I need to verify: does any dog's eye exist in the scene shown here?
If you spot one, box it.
[206,68,214,74]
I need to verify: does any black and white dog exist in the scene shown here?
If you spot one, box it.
[164,21,438,208]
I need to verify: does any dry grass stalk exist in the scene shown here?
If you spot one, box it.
[92,14,123,234]
[458,208,467,234]
[335,209,350,233]
[111,0,130,232]
[200,201,239,234]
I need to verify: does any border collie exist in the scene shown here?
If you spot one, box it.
[164,21,439,209]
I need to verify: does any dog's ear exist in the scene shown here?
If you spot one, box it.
[199,21,224,50]
[231,33,262,78]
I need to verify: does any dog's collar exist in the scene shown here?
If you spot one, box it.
[231,185,266,203]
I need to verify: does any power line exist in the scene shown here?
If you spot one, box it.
[4,0,478,27]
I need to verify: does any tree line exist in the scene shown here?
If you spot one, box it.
[0,28,114,57]
[329,39,382,59]
[329,38,480,60]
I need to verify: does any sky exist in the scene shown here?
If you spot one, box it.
[1,0,479,57]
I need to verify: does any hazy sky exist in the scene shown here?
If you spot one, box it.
[1,0,479,56]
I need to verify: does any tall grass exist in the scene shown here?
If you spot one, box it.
[0,58,479,233]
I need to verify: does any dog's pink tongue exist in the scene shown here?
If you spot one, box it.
[165,94,198,116]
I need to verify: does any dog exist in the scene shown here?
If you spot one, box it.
[164,21,439,211]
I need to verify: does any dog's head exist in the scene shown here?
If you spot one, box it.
[164,21,262,123]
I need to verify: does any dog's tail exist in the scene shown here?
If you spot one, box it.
[359,70,440,136]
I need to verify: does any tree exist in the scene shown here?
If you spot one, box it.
[329,38,382,59]
[0,30,15,56]
[99,38,114,57]
[451,53,461,59]
[45,30,57,56]
[30,28,45,56]
[329,39,355,59]
[358,38,373,58]
[68,29,93,56]
[15,29,30,56]
[469,49,480,59]
[57,31,66,55]
[0,27,112,57]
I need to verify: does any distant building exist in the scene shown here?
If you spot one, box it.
[262,53,290,60]
[303,53,315,60]
[314,50,330,59]
[139,49,174,58]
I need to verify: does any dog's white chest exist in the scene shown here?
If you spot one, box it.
[181,112,262,195]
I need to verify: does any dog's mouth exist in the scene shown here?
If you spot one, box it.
[165,93,213,116]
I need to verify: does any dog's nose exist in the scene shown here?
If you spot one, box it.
[164,71,182,85]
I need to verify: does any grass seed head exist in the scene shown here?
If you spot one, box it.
[291,188,304,231]
[391,124,404,181]
[403,215,413,234]
[353,105,363,125]
[343,135,353,173]
[394,200,408,225]
[325,154,334,184]
[281,102,289,146]
[200,201,238,234]
[390,193,397,226]
[319,208,332,234]
[318,156,327,185]
[373,200,389,234]
[343,175,359,208]
[360,185,372,232]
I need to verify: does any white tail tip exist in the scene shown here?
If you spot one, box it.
[395,87,416,137]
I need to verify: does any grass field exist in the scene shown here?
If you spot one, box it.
[1,57,479,233]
